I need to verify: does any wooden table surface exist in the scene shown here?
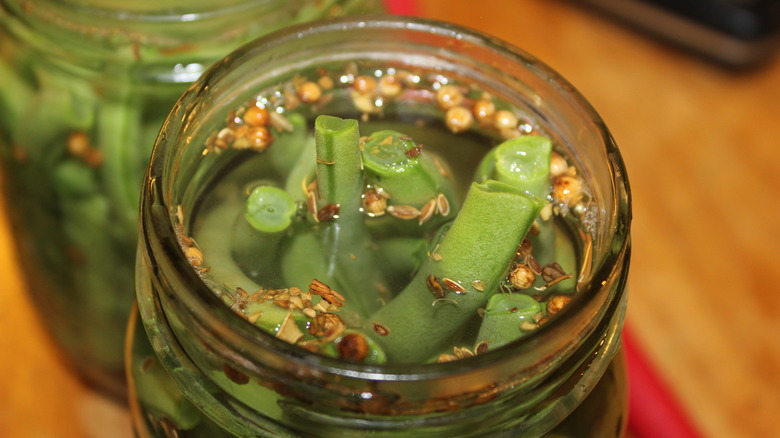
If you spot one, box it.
[2,1,779,437]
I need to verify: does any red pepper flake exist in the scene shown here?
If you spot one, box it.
[426,274,445,299]
[372,322,390,337]
[317,203,340,222]
[404,145,423,158]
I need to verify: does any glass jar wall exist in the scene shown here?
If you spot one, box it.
[0,0,381,399]
[129,16,632,437]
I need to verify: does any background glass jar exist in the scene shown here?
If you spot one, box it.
[0,0,382,399]
[129,16,632,437]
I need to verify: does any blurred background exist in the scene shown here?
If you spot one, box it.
[1,0,779,437]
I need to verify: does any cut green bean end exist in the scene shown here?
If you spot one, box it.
[494,135,552,198]
[361,130,419,175]
[244,185,296,233]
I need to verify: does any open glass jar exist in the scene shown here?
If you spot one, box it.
[129,16,632,437]
[0,0,381,398]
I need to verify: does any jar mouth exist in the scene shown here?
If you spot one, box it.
[143,15,632,382]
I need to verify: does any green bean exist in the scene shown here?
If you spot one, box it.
[314,115,383,315]
[97,88,143,230]
[244,185,296,233]
[475,293,542,350]
[197,200,270,294]
[373,236,427,295]
[369,180,543,362]
[0,56,34,130]
[476,134,558,288]
[359,130,458,238]
[196,200,312,333]
[281,230,332,291]
[52,158,101,198]
[315,116,363,211]
[475,135,552,199]
[268,112,310,176]
[232,223,283,289]
[14,90,88,164]
[228,185,296,287]
[361,130,457,208]
[283,139,317,203]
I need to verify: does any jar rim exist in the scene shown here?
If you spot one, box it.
[1,0,286,23]
[0,0,344,75]
[142,14,632,381]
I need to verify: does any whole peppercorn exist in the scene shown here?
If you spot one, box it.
[445,106,473,133]
[243,106,270,127]
[297,81,322,103]
[244,126,272,150]
[353,75,378,94]
[552,175,584,206]
[549,152,569,177]
[494,109,518,130]
[473,99,496,122]
[379,74,402,97]
[436,85,464,109]
[338,333,369,362]
[362,187,388,216]
[547,295,572,315]
[509,264,536,289]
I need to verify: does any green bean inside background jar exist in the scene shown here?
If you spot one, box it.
[0,0,382,399]
[129,16,632,437]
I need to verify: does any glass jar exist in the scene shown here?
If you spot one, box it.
[0,0,382,398]
[129,16,632,437]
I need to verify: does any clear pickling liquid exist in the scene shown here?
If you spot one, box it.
[184,69,584,364]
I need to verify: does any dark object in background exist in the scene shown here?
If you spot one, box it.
[575,0,780,69]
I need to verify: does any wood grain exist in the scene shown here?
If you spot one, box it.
[1,1,778,436]
[412,2,780,437]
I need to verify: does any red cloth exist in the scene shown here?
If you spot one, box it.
[624,327,703,438]
[384,0,419,15]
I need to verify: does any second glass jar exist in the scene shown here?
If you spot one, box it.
[0,0,381,398]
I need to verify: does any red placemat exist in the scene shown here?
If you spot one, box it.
[624,326,703,438]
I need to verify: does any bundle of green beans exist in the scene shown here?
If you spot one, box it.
[194,113,581,365]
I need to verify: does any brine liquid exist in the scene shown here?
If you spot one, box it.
[188,115,581,363]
